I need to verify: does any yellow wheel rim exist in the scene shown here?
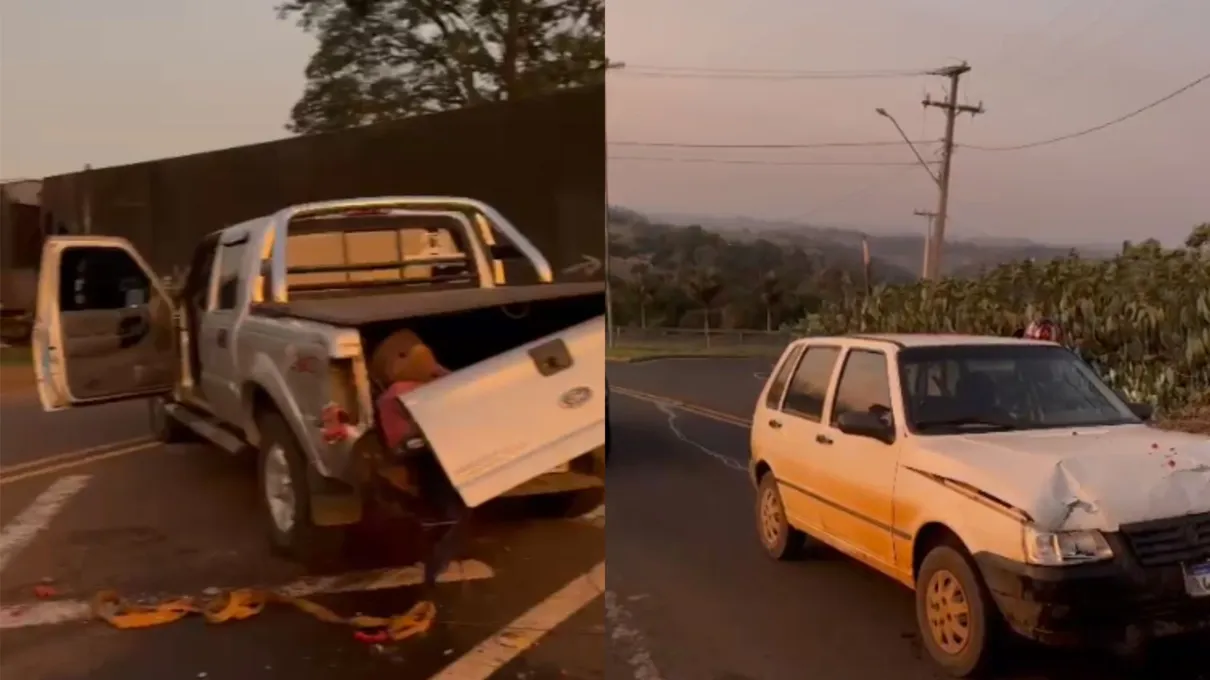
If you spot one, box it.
[925,569,972,656]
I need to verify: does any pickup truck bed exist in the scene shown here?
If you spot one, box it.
[251,281,604,327]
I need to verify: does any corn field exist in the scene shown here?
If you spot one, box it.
[801,235,1210,427]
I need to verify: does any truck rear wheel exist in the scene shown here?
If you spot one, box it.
[257,413,347,571]
[536,487,604,518]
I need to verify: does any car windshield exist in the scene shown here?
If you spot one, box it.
[898,344,1140,434]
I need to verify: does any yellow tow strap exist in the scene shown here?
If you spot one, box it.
[91,588,436,642]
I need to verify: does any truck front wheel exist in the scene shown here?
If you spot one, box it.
[257,413,347,571]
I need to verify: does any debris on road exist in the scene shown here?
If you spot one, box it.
[90,587,438,642]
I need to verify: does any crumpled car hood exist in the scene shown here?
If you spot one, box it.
[905,425,1210,531]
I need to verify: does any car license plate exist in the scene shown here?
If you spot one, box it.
[1184,561,1210,598]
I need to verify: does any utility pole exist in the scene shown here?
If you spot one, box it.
[912,209,937,279]
[923,64,983,280]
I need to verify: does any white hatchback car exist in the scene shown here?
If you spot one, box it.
[749,334,1210,677]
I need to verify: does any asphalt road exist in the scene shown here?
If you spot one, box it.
[605,357,1209,680]
[0,390,604,680]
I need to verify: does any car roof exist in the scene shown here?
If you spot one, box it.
[810,333,1056,348]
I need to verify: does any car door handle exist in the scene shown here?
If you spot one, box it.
[768,419,782,429]
[216,329,229,349]
[816,434,833,445]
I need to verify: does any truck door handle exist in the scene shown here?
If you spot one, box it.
[216,329,229,349]
[816,434,833,445]
[768,419,782,429]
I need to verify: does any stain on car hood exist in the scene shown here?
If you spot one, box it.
[905,425,1210,531]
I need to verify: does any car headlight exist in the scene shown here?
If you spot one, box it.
[1023,526,1114,565]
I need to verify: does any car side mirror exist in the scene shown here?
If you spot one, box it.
[1127,402,1154,421]
[836,411,895,445]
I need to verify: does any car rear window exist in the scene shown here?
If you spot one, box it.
[765,345,804,409]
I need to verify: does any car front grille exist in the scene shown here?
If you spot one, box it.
[1120,511,1210,567]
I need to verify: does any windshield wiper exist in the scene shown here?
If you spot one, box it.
[914,416,1018,432]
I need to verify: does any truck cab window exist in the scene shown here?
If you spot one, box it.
[216,240,247,310]
[781,346,840,423]
[58,248,150,312]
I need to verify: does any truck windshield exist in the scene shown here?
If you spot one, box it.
[284,211,476,292]
[898,344,1140,433]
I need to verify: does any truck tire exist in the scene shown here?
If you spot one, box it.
[149,397,192,444]
[536,487,604,518]
[256,413,347,571]
[915,542,998,677]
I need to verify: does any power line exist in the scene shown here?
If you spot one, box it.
[614,67,934,81]
[609,139,938,150]
[617,63,937,76]
[609,156,935,167]
[962,70,1210,151]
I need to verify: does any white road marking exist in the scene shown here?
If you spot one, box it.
[0,558,494,630]
[654,402,747,473]
[606,590,665,680]
[0,474,91,573]
[430,561,606,680]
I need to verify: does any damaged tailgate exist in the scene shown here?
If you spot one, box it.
[400,316,605,507]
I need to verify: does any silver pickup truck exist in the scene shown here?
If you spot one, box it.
[32,196,605,566]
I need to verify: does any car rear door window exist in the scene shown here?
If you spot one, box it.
[781,346,841,422]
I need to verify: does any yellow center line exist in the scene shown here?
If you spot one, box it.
[0,437,157,475]
[611,385,753,428]
[0,440,161,485]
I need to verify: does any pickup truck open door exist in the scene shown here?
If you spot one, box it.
[401,316,606,507]
[32,237,178,412]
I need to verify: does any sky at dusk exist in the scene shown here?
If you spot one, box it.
[3,0,1207,246]
[607,0,1210,245]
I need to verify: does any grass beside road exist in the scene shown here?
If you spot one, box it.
[607,344,781,362]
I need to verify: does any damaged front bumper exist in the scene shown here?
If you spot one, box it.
[975,530,1210,648]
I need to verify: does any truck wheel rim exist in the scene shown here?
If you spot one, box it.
[264,445,295,533]
[925,569,971,655]
[760,487,782,547]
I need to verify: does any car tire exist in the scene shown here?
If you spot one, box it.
[535,487,605,518]
[756,473,806,560]
[257,413,347,571]
[149,396,192,444]
[915,542,998,678]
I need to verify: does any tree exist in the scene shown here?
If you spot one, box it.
[759,271,783,331]
[277,0,605,134]
[1186,222,1210,251]
[682,267,723,343]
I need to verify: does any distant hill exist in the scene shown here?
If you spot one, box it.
[627,209,1117,278]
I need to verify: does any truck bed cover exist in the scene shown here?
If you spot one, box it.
[251,281,604,326]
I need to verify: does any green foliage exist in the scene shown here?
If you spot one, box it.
[609,216,913,331]
[803,229,1210,415]
[278,0,605,134]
